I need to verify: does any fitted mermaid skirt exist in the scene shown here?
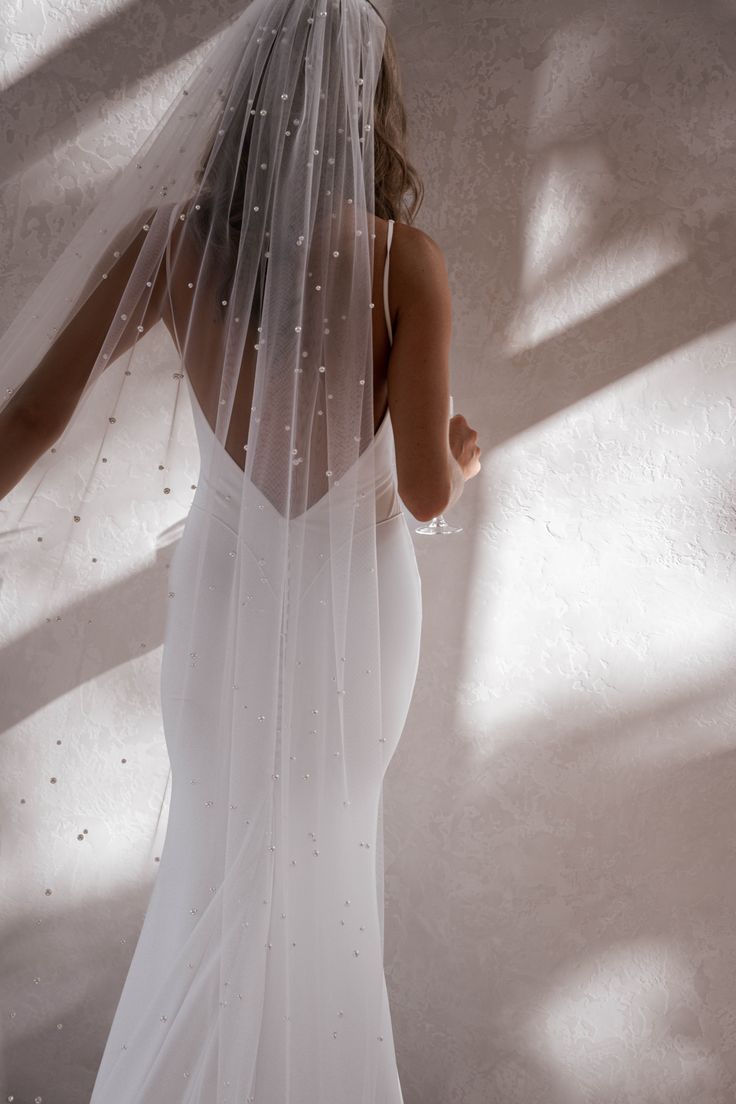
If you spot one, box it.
[88,400,422,1103]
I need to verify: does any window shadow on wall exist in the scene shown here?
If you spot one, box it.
[388,0,736,1101]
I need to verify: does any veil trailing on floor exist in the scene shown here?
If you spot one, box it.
[1,0,401,1098]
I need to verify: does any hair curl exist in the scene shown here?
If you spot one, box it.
[371,16,424,224]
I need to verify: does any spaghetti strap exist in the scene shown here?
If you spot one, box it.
[383,219,395,346]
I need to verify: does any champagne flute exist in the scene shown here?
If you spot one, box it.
[415,394,463,536]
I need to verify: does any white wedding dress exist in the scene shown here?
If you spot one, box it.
[88,220,423,1103]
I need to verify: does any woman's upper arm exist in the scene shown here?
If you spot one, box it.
[387,225,454,521]
[9,213,170,437]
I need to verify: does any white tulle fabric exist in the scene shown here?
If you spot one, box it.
[0,0,422,1099]
[88,378,422,1102]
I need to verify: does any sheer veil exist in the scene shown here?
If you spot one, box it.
[0,1,403,1098]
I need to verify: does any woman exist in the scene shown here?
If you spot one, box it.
[0,0,480,1099]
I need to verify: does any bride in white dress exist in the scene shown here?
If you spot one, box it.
[88,221,425,1103]
[0,1,480,1099]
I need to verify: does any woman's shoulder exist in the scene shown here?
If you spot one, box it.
[388,219,450,296]
[392,219,440,249]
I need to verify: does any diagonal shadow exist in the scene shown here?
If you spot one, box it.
[483,213,736,447]
[1,538,177,734]
[0,0,248,184]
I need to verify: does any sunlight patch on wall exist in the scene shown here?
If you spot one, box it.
[527,941,721,1097]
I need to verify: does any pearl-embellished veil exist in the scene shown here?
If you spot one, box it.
[0,0,402,1099]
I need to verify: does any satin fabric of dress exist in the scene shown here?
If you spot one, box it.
[89,392,421,1102]
[89,225,422,1103]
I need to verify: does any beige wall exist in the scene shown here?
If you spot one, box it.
[383,1,736,1101]
[2,1,736,1101]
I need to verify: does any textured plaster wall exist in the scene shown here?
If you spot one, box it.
[2,1,736,1103]
[385,2,736,1102]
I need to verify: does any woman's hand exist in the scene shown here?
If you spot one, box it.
[449,413,482,482]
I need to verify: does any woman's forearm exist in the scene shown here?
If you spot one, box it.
[0,405,57,503]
